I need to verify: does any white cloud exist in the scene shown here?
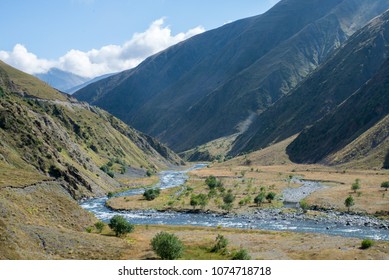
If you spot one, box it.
[0,18,205,78]
[0,44,55,74]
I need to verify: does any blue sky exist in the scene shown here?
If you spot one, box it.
[0,0,279,77]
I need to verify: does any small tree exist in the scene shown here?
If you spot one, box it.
[205,175,218,189]
[223,192,235,205]
[254,192,265,207]
[151,232,184,260]
[351,179,361,193]
[344,196,355,212]
[143,188,161,201]
[266,192,276,203]
[109,215,134,236]
[381,181,389,191]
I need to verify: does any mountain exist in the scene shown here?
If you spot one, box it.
[0,60,182,259]
[74,0,389,152]
[35,68,90,93]
[231,10,389,168]
[66,72,115,94]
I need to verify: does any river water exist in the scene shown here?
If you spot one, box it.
[80,164,389,240]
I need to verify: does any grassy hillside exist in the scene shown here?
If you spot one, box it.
[74,0,389,152]
[0,61,183,259]
[232,10,389,169]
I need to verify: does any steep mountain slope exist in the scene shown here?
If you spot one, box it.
[66,72,115,94]
[74,0,389,152]
[0,61,182,259]
[36,68,90,93]
[232,11,389,168]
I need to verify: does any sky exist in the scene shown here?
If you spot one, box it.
[0,0,279,78]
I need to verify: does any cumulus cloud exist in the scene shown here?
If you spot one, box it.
[0,44,55,74]
[0,18,205,78]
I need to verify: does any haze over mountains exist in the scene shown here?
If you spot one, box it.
[74,0,389,165]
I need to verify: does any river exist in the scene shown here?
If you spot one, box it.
[80,164,389,240]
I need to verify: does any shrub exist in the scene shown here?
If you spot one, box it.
[231,248,251,260]
[299,199,309,213]
[109,215,134,236]
[381,181,389,191]
[360,239,374,249]
[223,193,235,204]
[266,192,276,203]
[205,175,218,189]
[211,234,228,253]
[344,195,355,212]
[107,192,114,198]
[351,179,360,193]
[151,232,184,260]
[94,221,105,233]
[254,192,266,206]
[190,193,208,209]
[146,169,154,177]
[143,188,161,201]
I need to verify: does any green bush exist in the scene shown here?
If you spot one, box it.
[205,175,222,189]
[351,179,361,193]
[381,181,389,191]
[94,221,105,233]
[360,239,374,249]
[210,234,228,253]
[109,215,134,236]
[254,193,266,206]
[190,193,208,209]
[143,188,161,201]
[231,249,251,260]
[151,232,184,260]
[266,192,276,203]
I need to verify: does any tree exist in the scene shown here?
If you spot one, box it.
[205,175,218,189]
[351,179,360,193]
[266,192,276,203]
[109,215,134,236]
[205,175,223,189]
[344,196,355,212]
[143,188,160,201]
[151,232,184,260]
[254,192,265,207]
[223,192,235,204]
[381,181,389,191]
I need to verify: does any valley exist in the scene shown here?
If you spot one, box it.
[1,0,389,261]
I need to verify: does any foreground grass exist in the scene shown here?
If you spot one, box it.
[92,224,389,260]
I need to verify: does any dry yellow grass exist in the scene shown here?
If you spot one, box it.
[108,224,389,260]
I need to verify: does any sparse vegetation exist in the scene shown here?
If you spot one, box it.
[151,231,184,260]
